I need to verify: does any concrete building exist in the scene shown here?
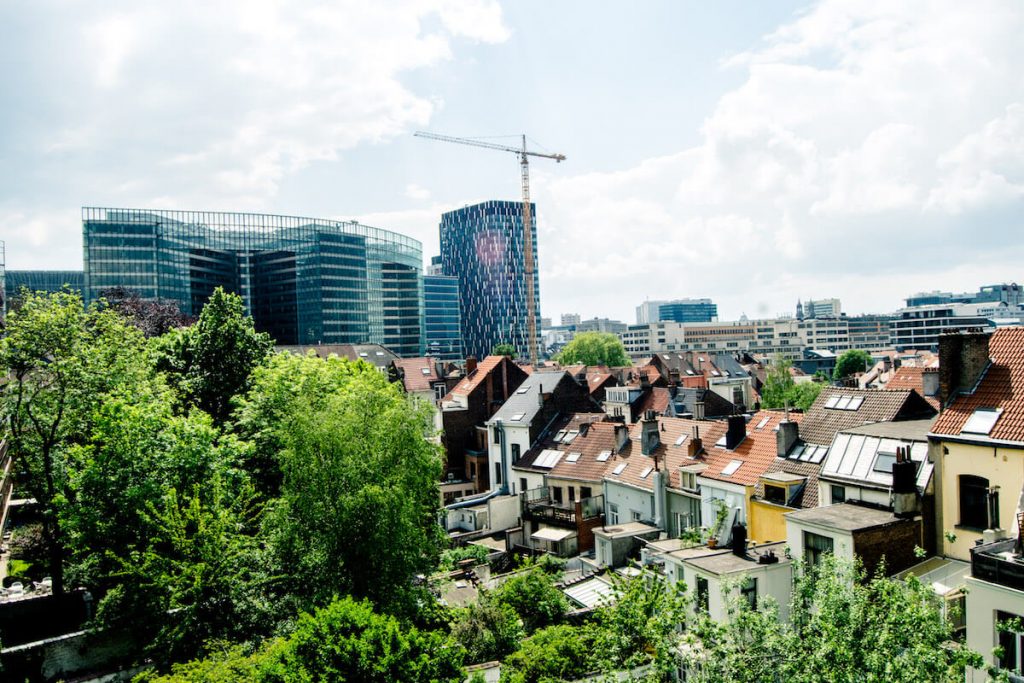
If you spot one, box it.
[890,301,1024,351]
[561,313,581,326]
[636,298,718,325]
[846,314,893,351]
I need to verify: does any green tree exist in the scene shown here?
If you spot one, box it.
[153,287,273,424]
[555,332,630,367]
[244,352,446,613]
[789,380,823,411]
[492,343,516,358]
[0,291,152,594]
[760,357,796,409]
[499,624,600,683]
[491,564,569,633]
[833,349,873,381]
[451,591,525,663]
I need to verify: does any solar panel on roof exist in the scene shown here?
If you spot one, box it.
[640,466,653,479]
[612,463,627,475]
[721,460,742,476]
[596,450,612,462]
[566,452,581,463]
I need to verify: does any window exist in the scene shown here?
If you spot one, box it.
[520,478,527,492]
[640,466,653,479]
[872,452,897,474]
[552,486,563,504]
[680,472,698,491]
[963,408,1002,435]
[721,460,743,476]
[831,484,846,504]
[494,463,502,486]
[803,531,833,568]
[740,578,757,611]
[959,475,990,530]
[608,503,619,524]
[511,443,521,463]
[493,427,501,444]
[569,487,576,502]
[998,611,1024,676]
[596,450,612,462]
[433,384,446,401]
[732,387,744,405]
[612,463,627,475]
[764,484,787,505]
[696,576,709,613]
[631,510,642,521]
[581,486,592,499]
[470,462,476,478]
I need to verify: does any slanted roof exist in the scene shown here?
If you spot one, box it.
[563,575,615,609]
[820,417,936,493]
[799,387,936,447]
[514,413,607,473]
[932,328,1024,444]
[487,371,573,426]
[886,366,940,410]
[547,421,624,483]
[700,412,801,486]
[603,417,729,492]
[391,357,440,393]
[446,355,508,398]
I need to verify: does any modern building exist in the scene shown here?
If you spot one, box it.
[5,271,85,305]
[560,313,581,326]
[906,283,1022,308]
[636,298,717,325]
[82,207,424,355]
[797,298,841,319]
[423,257,463,361]
[890,301,1024,351]
[846,314,893,351]
[439,200,541,361]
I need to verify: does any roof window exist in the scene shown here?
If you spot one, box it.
[566,452,581,463]
[511,413,525,421]
[596,450,612,462]
[553,430,567,443]
[674,434,687,446]
[612,463,627,476]
[962,408,1002,435]
[721,460,743,476]
[563,430,580,444]
[421,367,431,375]
[755,417,770,430]
[640,466,653,479]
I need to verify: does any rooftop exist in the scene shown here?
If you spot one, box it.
[677,541,789,575]
[785,502,904,532]
[486,370,570,426]
[799,387,936,447]
[592,521,660,539]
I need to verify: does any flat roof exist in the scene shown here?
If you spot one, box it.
[841,417,936,441]
[785,502,906,532]
[680,542,789,575]
[593,521,660,539]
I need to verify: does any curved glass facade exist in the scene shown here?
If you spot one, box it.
[82,207,424,354]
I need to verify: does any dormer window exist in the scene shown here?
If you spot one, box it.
[680,471,699,491]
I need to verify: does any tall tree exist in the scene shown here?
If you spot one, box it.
[556,331,630,367]
[99,285,194,337]
[240,352,446,613]
[0,291,151,595]
[760,357,797,409]
[833,349,873,381]
[153,287,273,424]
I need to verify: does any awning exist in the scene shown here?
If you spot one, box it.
[531,527,575,542]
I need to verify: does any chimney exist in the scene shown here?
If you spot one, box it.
[694,400,706,421]
[653,469,666,530]
[465,356,478,375]
[892,446,920,518]
[777,420,799,457]
[641,409,660,455]
[613,423,630,451]
[938,330,992,408]
[725,414,746,450]
[575,370,587,387]
[640,371,651,390]
[687,426,704,458]
[922,368,939,398]
[731,521,748,557]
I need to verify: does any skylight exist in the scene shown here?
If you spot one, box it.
[962,408,1002,435]
[563,430,580,444]
[824,395,840,409]
[847,396,865,410]
[639,466,653,479]
[612,463,627,475]
[756,417,771,430]
[872,452,897,474]
[596,450,612,462]
[376,351,384,356]
[686,370,695,376]
[553,430,567,443]
[674,434,687,446]
[511,413,525,421]
[566,452,582,463]
[421,367,431,375]
[359,352,368,357]
[711,370,720,377]
[721,460,743,476]
[835,396,853,410]
[516,386,530,394]
[715,435,727,447]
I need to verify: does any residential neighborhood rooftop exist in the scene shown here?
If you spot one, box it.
[785,502,904,532]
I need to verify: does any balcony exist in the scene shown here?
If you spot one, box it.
[520,487,604,528]
[970,538,1024,591]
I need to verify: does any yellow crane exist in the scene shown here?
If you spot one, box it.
[414,131,566,366]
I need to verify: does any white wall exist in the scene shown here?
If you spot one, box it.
[488,494,521,532]
[700,480,747,527]
[664,556,793,624]
[785,519,854,566]
[965,576,1024,682]
[816,479,891,508]
[488,422,532,494]
[604,480,655,525]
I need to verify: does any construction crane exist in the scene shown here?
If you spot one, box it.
[414,131,565,366]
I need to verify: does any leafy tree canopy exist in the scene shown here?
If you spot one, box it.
[760,357,822,411]
[100,285,194,337]
[491,564,569,634]
[834,349,874,380]
[556,331,630,367]
[492,343,516,358]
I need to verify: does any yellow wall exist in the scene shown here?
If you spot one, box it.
[938,440,1024,561]
[750,498,790,543]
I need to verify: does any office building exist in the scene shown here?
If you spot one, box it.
[560,313,581,326]
[439,200,540,360]
[424,258,464,361]
[82,207,424,356]
[636,298,717,325]
[890,301,1024,351]
[797,298,841,319]
[5,270,84,306]
[905,283,1022,308]
[846,314,893,351]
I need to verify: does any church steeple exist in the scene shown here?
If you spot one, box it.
[796,299,804,320]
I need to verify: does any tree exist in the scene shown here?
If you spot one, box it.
[499,624,600,683]
[491,564,569,633]
[0,291,152,595]
[100,285,193,337]
[451,591,524,663]
[153,287,273,424]
[244,352,446,613]
[492,343,516,358]
[833,349,873,381]
[556,332,630,367]
[760,357,822,411]
[789,380,823,411]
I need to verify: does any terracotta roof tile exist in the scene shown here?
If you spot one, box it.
[446,355,506,398]
[636,387,672,415]
[604,417,729,492]
[392,357,439,393]
[799,387,935,446]
[700,412,802,487]
[885,366,940,410]
[932,328,1024,442]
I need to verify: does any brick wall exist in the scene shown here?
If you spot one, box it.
[938,331,991,408]
[853,518,922,577]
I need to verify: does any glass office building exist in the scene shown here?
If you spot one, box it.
[439,200,540,360]
[658,299,718,323]
[82,207,424,355]
[5,270,84,306]
[424,271,464,361]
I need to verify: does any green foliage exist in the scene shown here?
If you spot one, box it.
[438,544,490,572]
[251,352,446,614]
[492,343,517,358]
[555,332,630,367]
[153,287,273,424]
[499,624,600,683]
[491,566,569,633]
[680,556,981,682]
[260,596,465,683]
[451,590,525,663]
[834,349,873,380]
[760,356,823,411]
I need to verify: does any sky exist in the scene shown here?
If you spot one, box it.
[1,0,1022,323]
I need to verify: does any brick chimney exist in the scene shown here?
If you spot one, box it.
[938,331,992,408]
[725,414,746,450]
[641,409,660,455]
[465,356,478,375]
[921,368,939,398]
[614,423,630,451]
[777,420,799,457]
[687,425,704,458]
[892,446,920,518]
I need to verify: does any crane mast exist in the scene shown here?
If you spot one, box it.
[415,131,565,366]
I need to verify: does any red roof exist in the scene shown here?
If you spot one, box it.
[446,355,506,398]
[392,358,439,393]
[700,412,803,486]
[886,366,940,410]
[932,328,1024,442]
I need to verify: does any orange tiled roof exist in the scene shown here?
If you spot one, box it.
[932,328,1024,442]
[392,357,439,393]
[885,366,940,410]
[700,412,802,486]
[446,355,506,397]
[606,417,729,491]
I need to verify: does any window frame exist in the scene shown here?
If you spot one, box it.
[959,474,990,530]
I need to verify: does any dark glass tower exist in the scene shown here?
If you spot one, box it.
[424,257,463,361]
[82,207,423,356]
[439,200,540,360]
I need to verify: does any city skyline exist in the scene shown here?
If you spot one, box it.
[1,1,1022,323]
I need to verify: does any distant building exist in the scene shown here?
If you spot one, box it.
[540,317,553,329]
[636,298,717,324]
[797,298,841,319]
[82,207,424,355]
[423,258,463,361]
[576,317,628,334]
[905,282,1022,308]
[890,301,1024,351]
[5,271,84,304]
[846,314,893,351]
[439,201,541,361]
[560,313,581,326]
